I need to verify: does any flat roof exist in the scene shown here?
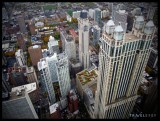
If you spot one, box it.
[49,103,59,114]
[77,69,98,86]
[125,32,139,42]
[11,82,37,94]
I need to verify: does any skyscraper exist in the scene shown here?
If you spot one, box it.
[28,45,43,67]
[38,56,56,104]
[38,52,71,104]
[147,7,156,20]
[78,12,90,69]
[2,87,38,119]
[17,15,27,33]
[113,9,128,33]
[94,16,156,119]
[93,25,101,46]
[65,35,76,60]
[94,8,101,26]
[17,33,26,50]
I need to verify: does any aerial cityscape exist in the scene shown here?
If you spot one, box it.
[2,2,158,119]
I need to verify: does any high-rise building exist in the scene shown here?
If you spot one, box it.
[72,11,81,19]
[113,9,128,33]
[2,7,8,20]
[15,49,25,67]
[67,89,79,113]
[2,69,11,93]
[101,10,109,19]
[78,12,90,69]
[93,25,101,46]
[16,33,26,50]
[147,47,158,69]
[38,57,56,104]
[94,8,101,26]
[94,16,156,119]
[56,53,71,99]
[8,66,28,87]
[28,20,36,35]
[65,35,76,60]
[26,66,39,86]
[48,36,60,54]
[147,7,156,20]
[17,15,27,33]
[28,45,43,66]
[89,9,95,19]
[38,52,71,104]
[2,87,38,119]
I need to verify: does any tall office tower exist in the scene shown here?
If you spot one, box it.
[65,35,76,60]
[89,9,95,19]
[147,47,158,69]
[38,52,71,103]
[28,45,43,67]
[16,33,26,50]
[147,7,156,20]
[93,25,101,46]
[78,12,90,69]
[2,50,7,66]
[2,86,38,119]
[113,9,128,33]
[94,16,156,119]
[26,66,39,86]
[48,36,60,54]
[56,52,71,99]
[94,8,101,26]
[2,7,8,20]
[17,15,27,33]
[15,49,25,66]
[28,20,36,35]
[38,56,56,104]
[60,29,67,51]
[2,69,11,93]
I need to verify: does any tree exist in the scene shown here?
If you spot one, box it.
[71,18,78,24]
[54,32,60,40]
[41,44,48,49]
[43,36,49,44]
[58,40,62,49]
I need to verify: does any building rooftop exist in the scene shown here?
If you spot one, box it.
[125,32,139,42]
[11,82,37,94]
[35,22,44,27]
[37,58,47,71]
[7,88,26,101]
[77,68,98,86]
[29,45,41,49]
[69,29,78,38]
[136,16,144,22]
[49,103,59,114]
[15,49,22,57]
[26,66,34,73]
[49,36,58,46]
